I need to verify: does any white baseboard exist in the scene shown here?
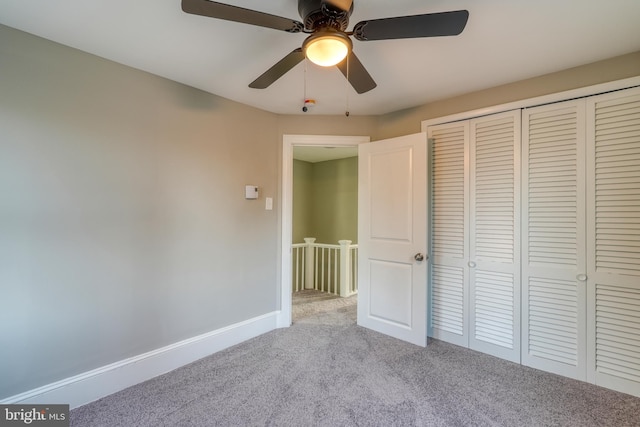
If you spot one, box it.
[1,311,279,409]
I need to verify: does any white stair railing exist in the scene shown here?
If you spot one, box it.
[291,237,358,297]
[291,242,307,293]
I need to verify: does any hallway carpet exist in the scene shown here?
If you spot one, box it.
[71,299,640,426]
[292,290,356,321]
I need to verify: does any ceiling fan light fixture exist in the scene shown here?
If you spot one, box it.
[303,30,352,67]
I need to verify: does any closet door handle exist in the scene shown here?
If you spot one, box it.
[468,261,476,268]
[576,273,587,282]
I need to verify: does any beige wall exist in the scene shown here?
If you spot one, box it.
[375,51,640,140]
[277,115,377,140]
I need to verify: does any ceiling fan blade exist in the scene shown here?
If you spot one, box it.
[321,0,353,13]
[353,10,469,41]
[182,0,303,33]
[336,51,377,94]
[249,48,305,89]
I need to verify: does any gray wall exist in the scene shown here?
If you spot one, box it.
[0,25,281,398]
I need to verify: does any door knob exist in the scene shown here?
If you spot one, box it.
[414,253,425,262]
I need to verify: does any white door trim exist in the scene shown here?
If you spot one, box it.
[278,134,370,328]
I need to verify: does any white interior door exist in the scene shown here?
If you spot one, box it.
[358,133,428,347]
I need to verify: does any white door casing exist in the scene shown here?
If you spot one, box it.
[358,133,428,347]
[279,134,370,328]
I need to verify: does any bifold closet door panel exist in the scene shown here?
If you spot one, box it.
[428,122,469,346]
[586,87,640,397]
[428,111,521,363]
[521,100,588,380]
[468,110,521,363]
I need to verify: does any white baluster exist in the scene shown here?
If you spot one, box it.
[294,247,299,292]
[339,240,352,297]
[351,246,358,294]
[321,247,325,292]
[332,249,340,295]
[304,238,316,290]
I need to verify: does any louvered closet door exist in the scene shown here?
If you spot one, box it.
[586,87,640,397]
[468,111,521,363]
[522,100,587,380]
[427,122,469,346]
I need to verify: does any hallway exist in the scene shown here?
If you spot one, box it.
[292,290,356,322]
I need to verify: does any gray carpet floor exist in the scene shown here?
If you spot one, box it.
[71,292,640,426]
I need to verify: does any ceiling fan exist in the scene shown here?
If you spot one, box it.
[182,0,469,94]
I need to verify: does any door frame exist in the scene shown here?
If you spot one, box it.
[277,134,370,328]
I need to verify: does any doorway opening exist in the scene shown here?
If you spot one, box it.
[279,135,369,328]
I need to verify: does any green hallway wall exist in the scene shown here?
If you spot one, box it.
[293,157,358,245]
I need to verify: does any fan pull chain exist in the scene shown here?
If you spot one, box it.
[301,60,316,113]
[302,59,308,112]
[345,55,350,117]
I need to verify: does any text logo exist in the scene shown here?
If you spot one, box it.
[0,405,69,427]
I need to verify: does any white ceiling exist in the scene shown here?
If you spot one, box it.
[1,1,639,116]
